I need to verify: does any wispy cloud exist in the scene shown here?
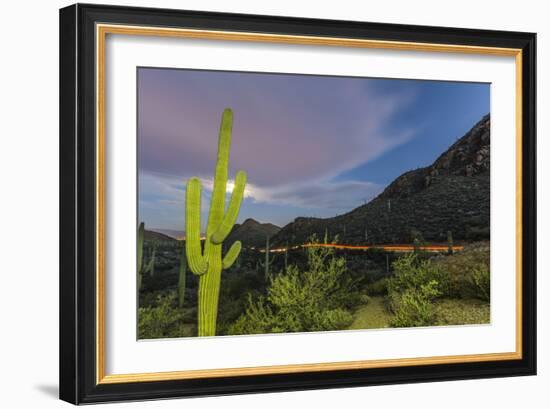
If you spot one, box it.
[139,171,383,230]
[138,69,417,188]
[137,69,419,229]
[245,180,382,209]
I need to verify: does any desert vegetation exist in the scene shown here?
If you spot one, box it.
[137,109,490,339]
[137,233,490,338]
[228,237,358,335]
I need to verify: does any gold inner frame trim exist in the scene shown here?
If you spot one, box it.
[95,23,523,385]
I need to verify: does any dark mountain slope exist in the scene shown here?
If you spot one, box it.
[272,114,490,245]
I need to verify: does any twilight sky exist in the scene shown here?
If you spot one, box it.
[137,67,489,231]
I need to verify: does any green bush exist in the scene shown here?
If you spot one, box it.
[138,293,192,339]
[386,246,491,328]
[434,298,490,325]
[469,265,490,302]
[367,278,389,296]
[435,242,490,300]
[216,270,266,335]
[228,239,355,335]
[386,253,450,328]
[387,253,450,297]
[390,280,441,327]
[359,294,371,305]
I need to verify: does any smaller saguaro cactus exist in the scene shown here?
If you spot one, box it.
[137,222,155,290]
[447,230,454,255]
[259,236,275,281]
[413,237,421,254]
[178,244,187,308]
[284,242,289,272]
[137,222,145,290]
[148,245,156,277]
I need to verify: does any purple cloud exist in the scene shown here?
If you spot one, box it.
[138,69,415,189]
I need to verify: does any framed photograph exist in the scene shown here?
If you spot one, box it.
[59,3,536,404]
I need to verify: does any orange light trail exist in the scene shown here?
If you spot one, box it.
[260,243,464,253]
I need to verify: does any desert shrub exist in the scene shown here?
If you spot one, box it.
[228,296,277,335]
[216,296,256,335]
[216,270,267,335]
[465,226,490,241]
[365,247,388,264]
[367,278,389,296]
[181,306,197,324]
[435,242,490,300]
[387,253,451,297]
[228,239,355,335]
[409,229,424,243]
[390,280,441,327]
[359,294,371,305]
[469,265,490,301]
[138,293,191,339]
[434,298,490,325]
[386,253,450,328]
[222,270,265,300]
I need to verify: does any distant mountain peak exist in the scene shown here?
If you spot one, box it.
[241,218,261,226]
[144,229,178,241]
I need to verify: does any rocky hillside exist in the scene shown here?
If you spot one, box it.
[272,115,490,245]
[226,218,281,248]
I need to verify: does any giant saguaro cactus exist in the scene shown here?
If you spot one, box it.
[185,108,247,337]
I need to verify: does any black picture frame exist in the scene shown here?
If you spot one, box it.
[59,3,536,404]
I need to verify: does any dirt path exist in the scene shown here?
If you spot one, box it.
[349,296,392,330]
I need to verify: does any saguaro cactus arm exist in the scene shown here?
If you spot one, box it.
[185,177,208,275]
[206,109,233,238]
[222,241,242,269]
[211,170,247,244]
